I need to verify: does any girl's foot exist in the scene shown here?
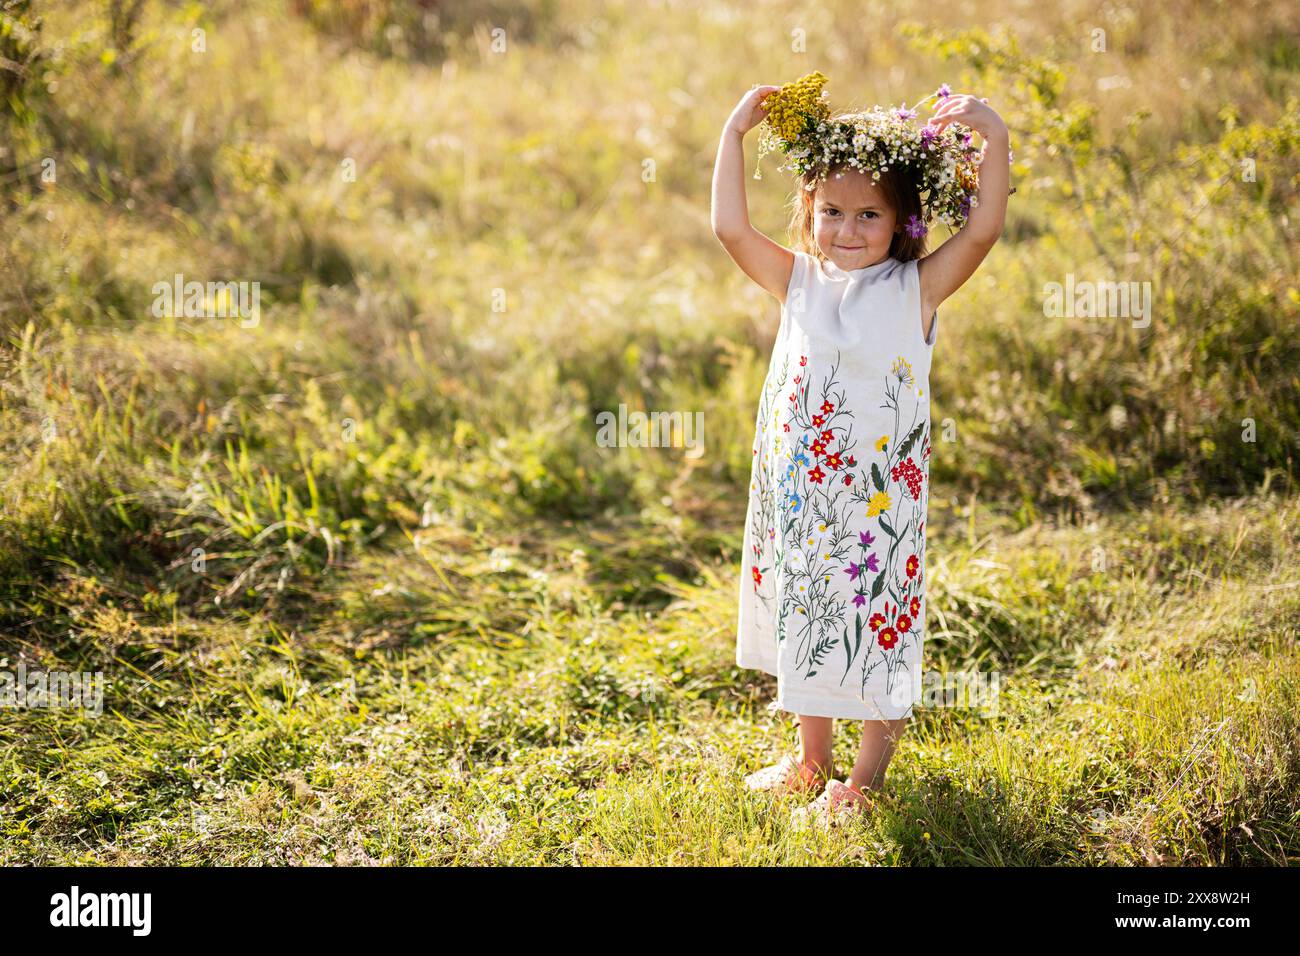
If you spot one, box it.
[744,753,833,795]
[793,778,875,829]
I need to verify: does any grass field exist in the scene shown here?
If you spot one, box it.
[1,0,1297,865]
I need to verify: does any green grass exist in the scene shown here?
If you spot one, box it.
[0,0,1297,865]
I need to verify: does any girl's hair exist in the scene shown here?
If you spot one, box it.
[785,117,929,265]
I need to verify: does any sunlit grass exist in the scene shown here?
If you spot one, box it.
[0,0,1296,865]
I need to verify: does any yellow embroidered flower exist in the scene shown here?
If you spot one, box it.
[875,435,889,452]
[866,490,892,517]
[892,356,914,385]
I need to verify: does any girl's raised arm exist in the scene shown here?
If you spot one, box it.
[916,95,1011,327]
[711,85,797,306]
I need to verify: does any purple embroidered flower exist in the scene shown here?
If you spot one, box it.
[853,593,867,607]
[936,83,952,100]
[858,530,875,547]
[845,561,861,581]
[864,552,880,574]
[905,214,927,239]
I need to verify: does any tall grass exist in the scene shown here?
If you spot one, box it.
[0,0,1296,865]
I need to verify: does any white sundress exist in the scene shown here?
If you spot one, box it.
[736,249,938,721]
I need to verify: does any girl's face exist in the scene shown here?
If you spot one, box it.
[812,169,899,270]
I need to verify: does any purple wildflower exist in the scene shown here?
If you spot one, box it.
[936,84,952,100]
[905,214,927,239]
[897,105,917,121]
[920,126,937,147]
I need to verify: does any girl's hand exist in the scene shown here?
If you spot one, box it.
[926,93,1008,142]
[727,84,782,136]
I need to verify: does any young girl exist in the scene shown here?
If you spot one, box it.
[712,80,1010,824]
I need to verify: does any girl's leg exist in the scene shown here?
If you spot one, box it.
[846,717,909,792]
[795,714,836,780]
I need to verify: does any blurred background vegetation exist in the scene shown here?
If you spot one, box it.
[0,0,1296,864]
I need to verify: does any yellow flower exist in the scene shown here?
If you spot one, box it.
[875,435,889,452]
[892,356,914,384]
[866,490,892,517]
[761,71,830,144]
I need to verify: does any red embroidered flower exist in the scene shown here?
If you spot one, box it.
[877,626,898,649]
[811,414,825,427]
[868,612,886,632]
[824,452,843,469]
[807,465,825,484]
[783,423,790,432]
[906,554,919,579]
[810,439,827,456]
[847,455,856,466]
[752,567,762,586]
[844,474,853,485]
[896,613,912,633]
[890,456,924,499]
[799,356,807,366]
[820,429,835,442]
[820,401,834,414]
[909,595,921,617]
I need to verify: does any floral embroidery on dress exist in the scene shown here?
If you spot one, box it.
[756,348,929,704]
[737,253,934,720]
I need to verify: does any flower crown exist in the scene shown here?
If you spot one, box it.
[754,72,984,232]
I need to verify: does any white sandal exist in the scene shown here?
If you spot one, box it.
[794,778,875,829]
[744,753,832,794]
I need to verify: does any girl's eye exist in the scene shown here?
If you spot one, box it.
[860,211,878,219]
